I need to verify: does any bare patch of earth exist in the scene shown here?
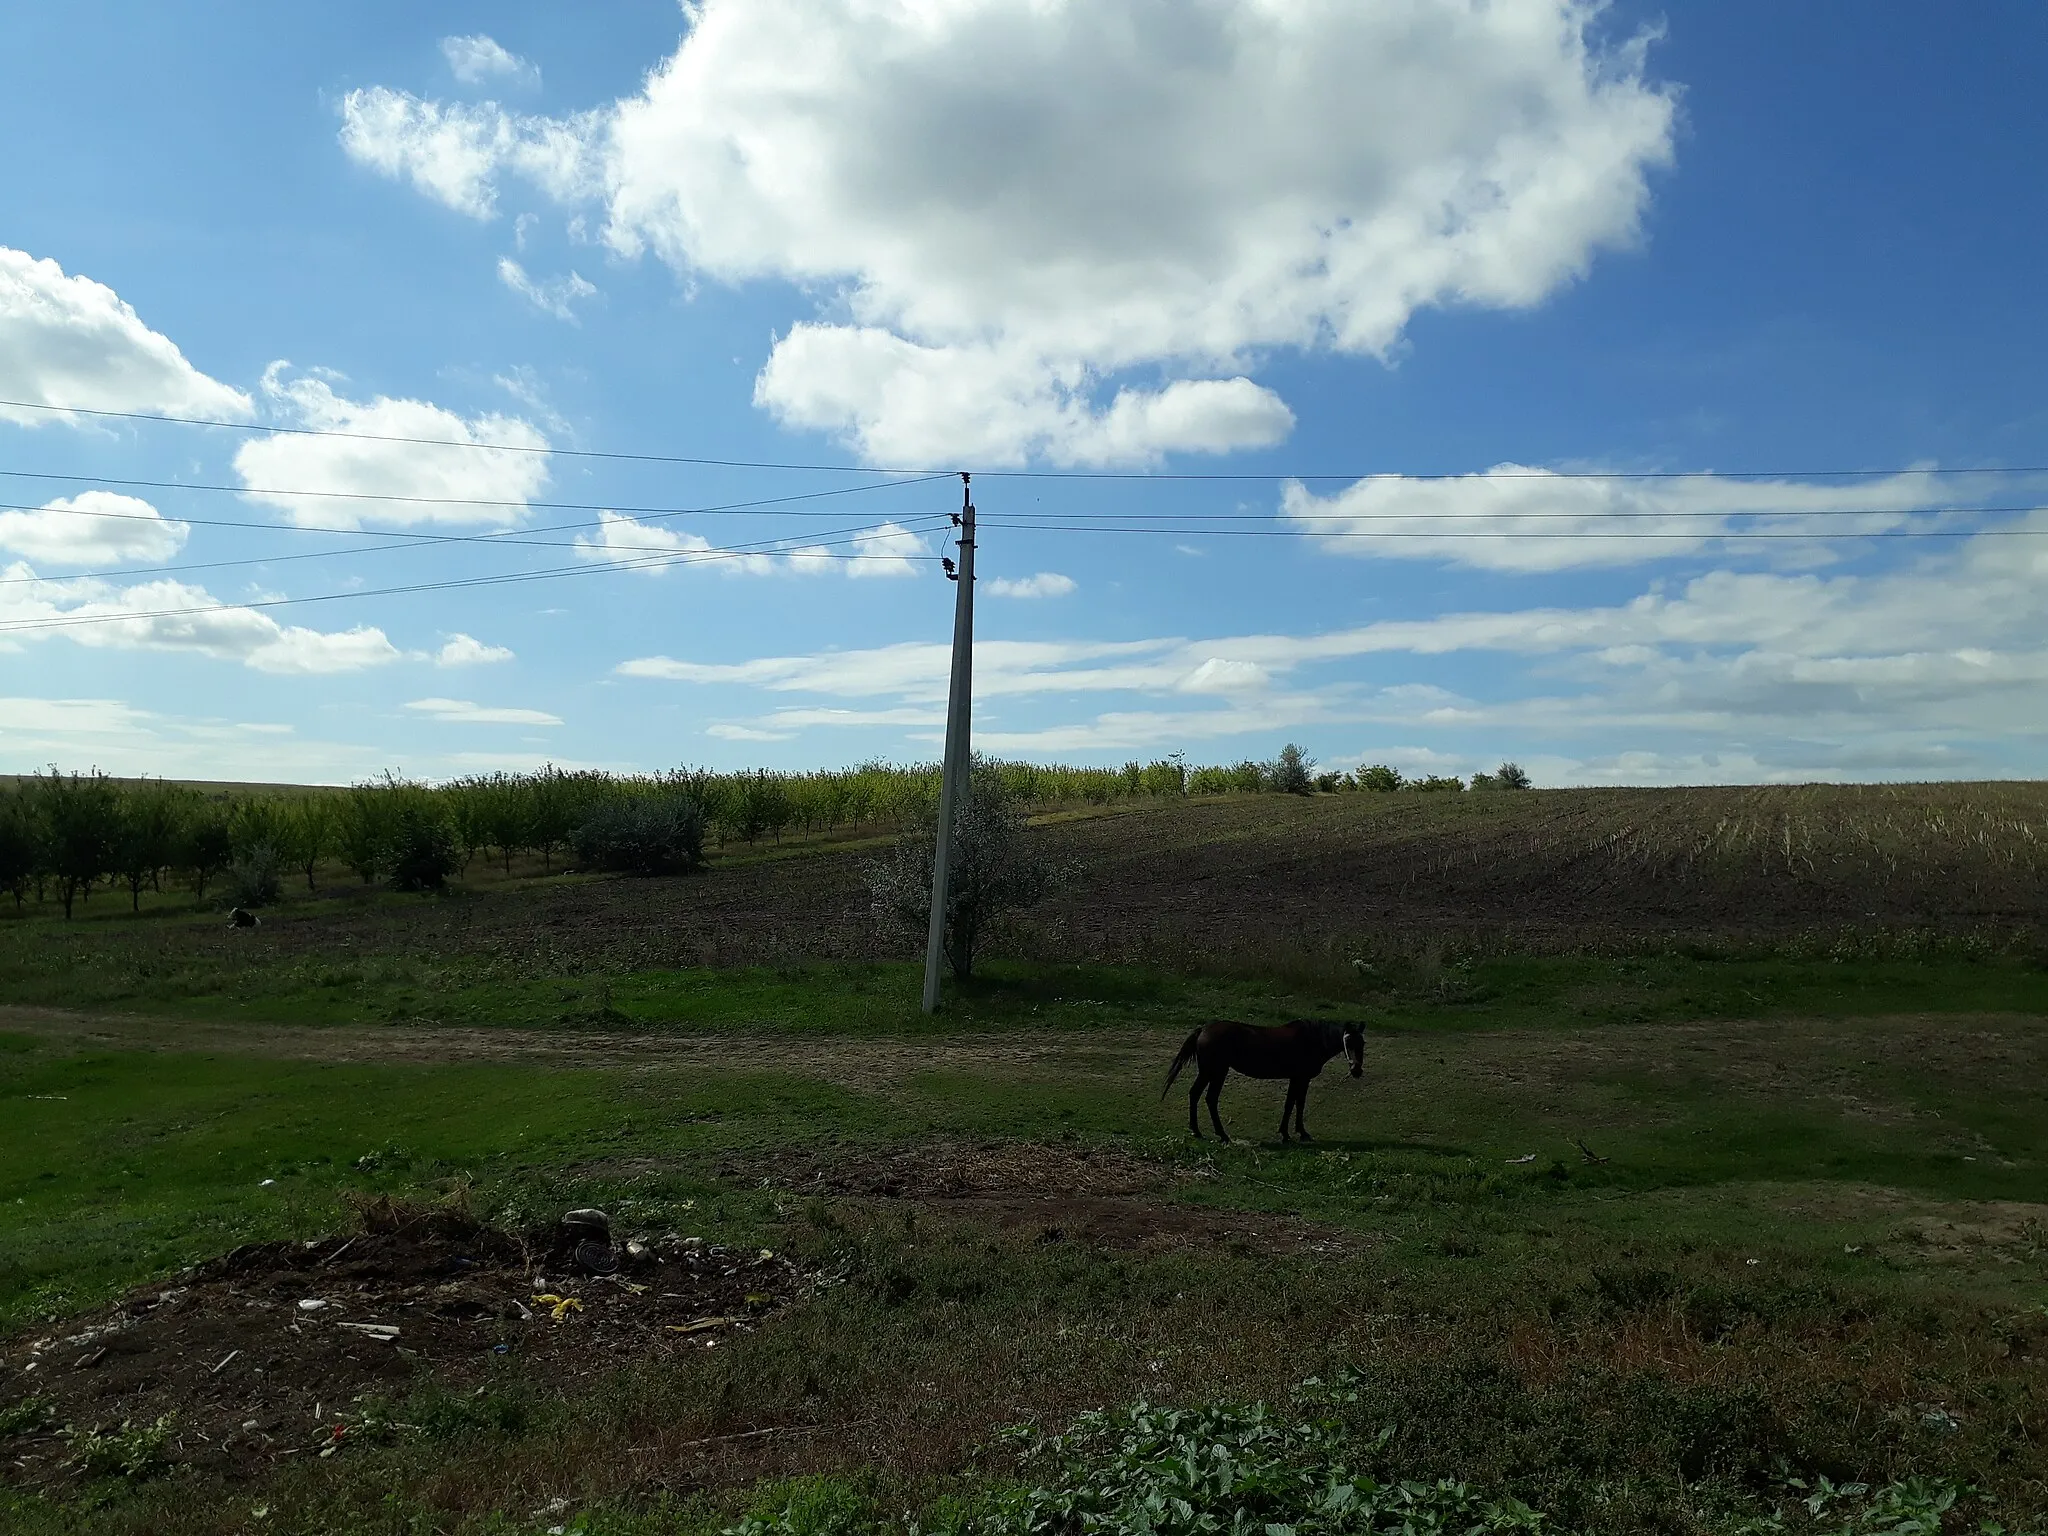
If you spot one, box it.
[736,1137,1364,1257]
[0,1208,808,1489]
[0,1005,1167,1088]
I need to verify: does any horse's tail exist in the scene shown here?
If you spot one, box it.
[1161,1027,1203,1099]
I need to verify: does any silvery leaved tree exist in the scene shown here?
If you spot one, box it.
[867,757,1053,979]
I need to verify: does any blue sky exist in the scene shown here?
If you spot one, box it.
[3,1,2045,785]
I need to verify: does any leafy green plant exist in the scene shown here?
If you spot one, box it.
[66,1414,177,1481]
[0,1397,56,1437]
[983,1399,1546,1536]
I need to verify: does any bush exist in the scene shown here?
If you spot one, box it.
[1269,743,1315,795]
[225,844,283,908]
[868,758,1052,979]
[388,803,459,892]
[570,794,706,875]
[1356,764,1404,793]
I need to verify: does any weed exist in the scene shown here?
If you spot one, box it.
[64,1415,176,1482]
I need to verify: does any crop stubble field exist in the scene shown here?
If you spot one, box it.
[2,783,2047,1536]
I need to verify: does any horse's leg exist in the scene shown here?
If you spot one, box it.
[1206,1069,1231,1143]
[1278,1080,1297,1143]
[1293,1078,1313,1141]
[1187,1070,1209,1139]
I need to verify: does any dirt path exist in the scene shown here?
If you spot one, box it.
[0,1004,1171,1087]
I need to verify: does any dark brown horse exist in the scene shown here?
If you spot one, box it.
[1162,1019,1365,1143]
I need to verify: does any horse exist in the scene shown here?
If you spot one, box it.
[1162,1019,1364,1144]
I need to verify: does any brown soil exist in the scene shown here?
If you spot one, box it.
[25,790,2044,993]
[0,1210,808,1488]
[743,1137,1363,1256]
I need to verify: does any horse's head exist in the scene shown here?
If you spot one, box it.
[1342,1021,1365,1078]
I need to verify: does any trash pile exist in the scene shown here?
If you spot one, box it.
[0,1205,808,1485]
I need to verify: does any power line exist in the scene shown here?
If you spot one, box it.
[0,518,953,636]
[7,396,2047,482]
[6,497,2040,590]
[0,496,958,586]
[982,519,2048,540]
[978,503,2048,523]
[0,467,950,519]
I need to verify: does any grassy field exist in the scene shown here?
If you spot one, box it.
[2,789,2045,1535]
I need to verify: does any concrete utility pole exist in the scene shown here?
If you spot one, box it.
[922,473,976,1014]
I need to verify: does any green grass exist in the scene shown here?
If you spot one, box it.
[3,861,2046,1531]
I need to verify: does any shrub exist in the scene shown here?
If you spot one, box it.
[226,844,284,908]
[1410,774,1467,793]
[868,758,1052,979]
[389,803,460,892]
[570,794,706,875]
[1356,764,1404,793]
[1269,743,1316,795]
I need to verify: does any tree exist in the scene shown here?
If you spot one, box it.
[0,793,39,910]
[178,804,236,901]
[1494,761,1532,790]
[37,769,119,919]
[114,782,183,912]
[867,759,1052,980]
[1356,764,1404,792]
[338,780,397,884]
[1269,743,1315,796]
[288,796,334,890]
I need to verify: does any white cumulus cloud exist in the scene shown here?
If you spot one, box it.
[338,89,602,219]
[435,633,514,666]
[233,364,551,528]
[610,516,2048,774]
[341,0,1675,466]
[1282,465,1995,571]
[0,564,404,673]
[441,34,539,88]
[405,696,561,725]
[0,247,252,426]
[0,493,188,565]
[575,510,928,577]
[497,257,596,320]
[989,571,1076,599]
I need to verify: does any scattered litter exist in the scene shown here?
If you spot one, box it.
[1844,1244,1863,1254]
[0,1219,810,1488]
[1574,1139,1610,1165]
[259,1179,277,1188]
[1504,1154,1537,1165]
[668,1315,740,1335]
[1746,1258,1760,1266]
